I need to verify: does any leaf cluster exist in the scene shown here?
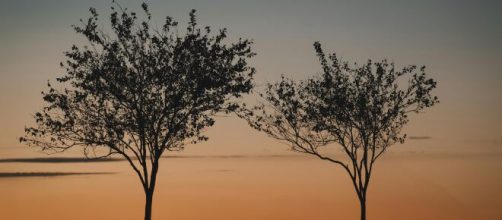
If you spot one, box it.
[21,3,255,160]
[242,41,438,169]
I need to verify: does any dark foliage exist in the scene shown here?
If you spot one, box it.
[240,42,438,220]
[20,3,255,220]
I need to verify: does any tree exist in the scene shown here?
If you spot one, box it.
[20,3,255,220]
[240,42,438,220]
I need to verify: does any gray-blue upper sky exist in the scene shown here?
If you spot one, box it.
[1,0,501,150]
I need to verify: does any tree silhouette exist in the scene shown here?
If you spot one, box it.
[20,3,255,220]
[240,42,438,220]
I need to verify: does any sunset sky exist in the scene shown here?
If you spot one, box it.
[1,1,502,220]
[1,0,501,152]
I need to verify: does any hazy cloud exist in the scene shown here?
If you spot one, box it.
[0,157,123,163]
[0,154,305,164]
[463,138,502,144]
[162,154,304,159]
[0,172,115,178]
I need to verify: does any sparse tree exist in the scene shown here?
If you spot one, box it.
[20,3,255,220]
[240,42,438,220]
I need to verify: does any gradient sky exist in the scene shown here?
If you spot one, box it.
[1,0,501,154]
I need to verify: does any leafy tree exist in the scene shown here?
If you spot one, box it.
[240,42,438,220]
[20,3,255,220]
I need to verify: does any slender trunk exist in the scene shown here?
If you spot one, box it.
[360,197,366,220]
[144,189,153,220]
[144,160,159,220]
[358,188,367,220]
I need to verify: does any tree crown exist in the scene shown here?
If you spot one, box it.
[21,3,255,158]
[243,42,438,158]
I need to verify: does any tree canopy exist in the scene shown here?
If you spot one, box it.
[20,3,255,220]
[240,41,438,220]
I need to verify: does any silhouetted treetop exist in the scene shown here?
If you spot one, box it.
[245,42,438,155]
[22,3,255,156]
[240,41,437,220]
[21,3,255,220]
[306,41,438,148]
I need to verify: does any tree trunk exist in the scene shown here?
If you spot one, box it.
[144,160,159,220]
[144,189,153,220]
[360,198,366,220]
[361,202,366,220]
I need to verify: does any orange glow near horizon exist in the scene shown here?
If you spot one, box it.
[1,0,501,219]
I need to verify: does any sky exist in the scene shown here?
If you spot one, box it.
[0,0,501,155]
[1,1,502,219]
